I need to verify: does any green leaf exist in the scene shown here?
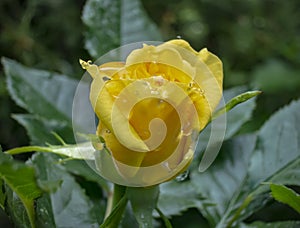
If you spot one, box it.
[195,86,259,172]
[212,90,261,120]
[235,100,300,223]
[120,205,139,228]
[5,142,96,160]
[2,57,78,146]
[158,180,204,217]
[221,86,258,139]
[191,99,300,227]
[63,159,110,193]
[156,207,173,228]
[2,57,78,123]
[13,114,74,145]
[242,221,300,228]
[269,183,300,214]
[32,153,100,228]
[0,179,4,209]
[127,185,159,228]
[35,194,56,228]
[5,187,32,228]
[0,151,42,228]
[100,195,128,228]
[191,134,256,226]
[196,86,258,155]
[82,0,162,58]
[247,100,300,187]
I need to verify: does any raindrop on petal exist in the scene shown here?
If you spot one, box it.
[175,170,189,182]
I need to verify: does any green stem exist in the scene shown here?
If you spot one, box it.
[226,194,253,227]
[103,184,127,225]
[156,207,173,228]
[5,146,53,155]
[112,184,127,210]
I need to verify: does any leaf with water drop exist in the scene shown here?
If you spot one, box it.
[127,185,159,227]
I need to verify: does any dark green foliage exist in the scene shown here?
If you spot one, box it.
[1,0,300,227]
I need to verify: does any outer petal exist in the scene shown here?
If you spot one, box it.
[165,39,223,116]
[195,48,223,112]
[98,62,125,78]
[126,44,195,81]
[165,39,198,55]
[198,48,223,89]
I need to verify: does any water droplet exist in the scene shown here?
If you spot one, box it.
[184,154,191,160]
[162,90,168,99]
[151,90,159,95]
[102,76,110,81]
[152,75,165,86]
[176,170,189,182]
[176,35,182,39]
[188,81,195,88]
[105,129,111,134]
[162,162,171,171]
[180,129,192,137]
[143,81,151,87]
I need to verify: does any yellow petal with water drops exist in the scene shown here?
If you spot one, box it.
[159,40,223,117]
[126,44,195,79]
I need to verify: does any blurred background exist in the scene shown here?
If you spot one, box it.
[1,0,300,226]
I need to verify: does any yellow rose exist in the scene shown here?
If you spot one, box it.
[81,39,223,186]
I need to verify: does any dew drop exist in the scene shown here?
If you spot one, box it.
[151,90,159,95]
[40,208,45,213]
[188,81,195,88]
[162,90,168,99]
[152,75,164,86]
[180,129,192,137]
[143,81,150,87]
[175,170,189,182]
[102,76,110,81]
[162,162,171,172]
[105,129,111,134]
